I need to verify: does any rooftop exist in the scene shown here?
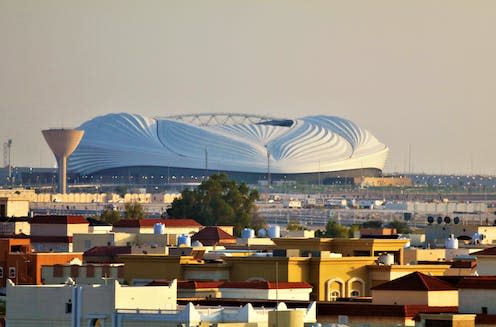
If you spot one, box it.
[371,272,457,291]
[113,218,202,228]
[192,226,236,246]
[30,215,88,225]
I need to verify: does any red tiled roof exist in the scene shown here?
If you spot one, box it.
[30,215,88,225]
[30,236,73,243]
[113,219,202,228]
[220,281,312,290]
[176,280,312,290]
[191,226,236,246]
[178,281,224,289]
[457,276,496,289]
[371,272,457,291]
[472,247,496,256]
[84,246,132,257]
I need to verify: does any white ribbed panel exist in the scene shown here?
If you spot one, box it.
[69,113,389,174]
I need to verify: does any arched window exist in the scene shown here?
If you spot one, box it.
[326,278,345,301]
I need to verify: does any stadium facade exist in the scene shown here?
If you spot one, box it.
[67,113,389,184]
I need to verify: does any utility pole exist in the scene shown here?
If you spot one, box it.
[267,148,271,186]
[3,139,12,182]
[204,146,208,179]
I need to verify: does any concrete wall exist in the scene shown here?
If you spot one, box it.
[427,290,458,306]
[459,289,496,314]
[115,280,176,310]
[73,232,135,252]
[475,256,496,275]
[372,290,429,305]
[41,264,123,285]
[2,199,30,217]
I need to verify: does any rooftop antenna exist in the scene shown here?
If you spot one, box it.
[42,129,84,194]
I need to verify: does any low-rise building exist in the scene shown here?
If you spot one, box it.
[6,279,177,327]
[41,263,124,285]
[6,278,316,327]
[472,247,496,275]
[29,215,89,252]
[0,237,83,288]
[111,218,202,235]
[458,276,496,315]
[174,280,312,301]
[0,197,30,218]
[371,272,458,306]
[0,217,30,236]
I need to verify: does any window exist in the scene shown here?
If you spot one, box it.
[351,290,360,297]
[0,267,3,278]
[65,300,72,313]
[8,267,15,279]
[330,291,340,301]
[482,307,488,314]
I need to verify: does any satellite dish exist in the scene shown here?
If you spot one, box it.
[437,216,443,224]
[444,216,451,224]
[454,217,460,224]
[427,216,434,224]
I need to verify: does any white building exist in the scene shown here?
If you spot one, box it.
[6,279,316,327]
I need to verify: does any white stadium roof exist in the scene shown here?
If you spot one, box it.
[68,113,389,175]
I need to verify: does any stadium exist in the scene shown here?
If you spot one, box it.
[67,113,389,184]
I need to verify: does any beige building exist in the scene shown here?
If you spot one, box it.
[371,272,458,307]
[0,217,30,236]
[0,197,29,218]
[403,247,479,264]
[458,276,496,315]
[6,278,315,327]
[425,224,496,247]
[30,215,89,252]
[7,279,177,327]
[41,264,124,285]
[473,247,496,275]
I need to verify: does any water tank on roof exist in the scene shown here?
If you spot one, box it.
[257,228,267,237]
[268,225,281,238]
[177,234,191,247]
[153,223,165,235]
[378,253,394,265]
[445,234,459,249]
[241,228,255,239]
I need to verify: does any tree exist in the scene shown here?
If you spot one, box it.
[167,173,260,235]
[286,219,306,231]
[124,202,145,219]
[100,209,120,225]
[386,220,411,234]
[324,220,349,238]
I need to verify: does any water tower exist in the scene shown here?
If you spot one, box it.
[42,129,84,194]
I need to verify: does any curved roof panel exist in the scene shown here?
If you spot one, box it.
[68,113,389,174]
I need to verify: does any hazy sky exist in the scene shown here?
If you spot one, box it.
[1,1,495,175]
